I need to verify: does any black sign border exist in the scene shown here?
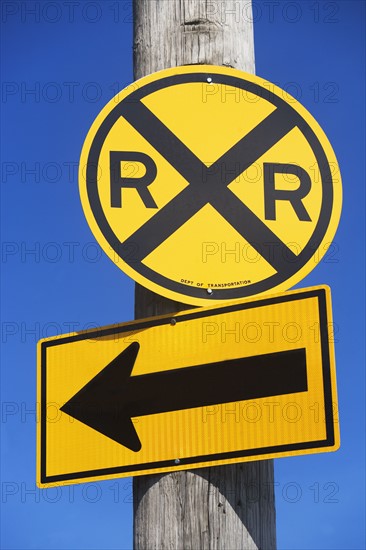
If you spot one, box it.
[85,71,335,301]
[40,288,337,485]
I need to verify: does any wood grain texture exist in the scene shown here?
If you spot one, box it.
[133,2,276,549]
[133,0,255,80]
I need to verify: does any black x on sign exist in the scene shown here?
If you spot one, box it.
[79,65,342,305]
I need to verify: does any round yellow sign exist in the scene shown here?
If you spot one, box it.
[79,65,342,306]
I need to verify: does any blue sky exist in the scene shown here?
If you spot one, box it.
[1,1,365,549]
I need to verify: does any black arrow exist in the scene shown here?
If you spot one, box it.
[61,342,307,452]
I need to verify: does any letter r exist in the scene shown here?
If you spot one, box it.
[264,162,312,221]
[110,151,158,208]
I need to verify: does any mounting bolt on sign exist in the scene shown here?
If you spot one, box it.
[79,65,342,306]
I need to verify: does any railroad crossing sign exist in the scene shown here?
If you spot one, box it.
[37,286,339,487]
[79,65,342,306]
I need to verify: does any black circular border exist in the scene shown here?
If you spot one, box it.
[86,71,334,301]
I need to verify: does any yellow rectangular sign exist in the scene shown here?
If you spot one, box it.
[37,286,339,487]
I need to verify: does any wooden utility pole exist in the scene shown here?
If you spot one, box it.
[133,1,276,549]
